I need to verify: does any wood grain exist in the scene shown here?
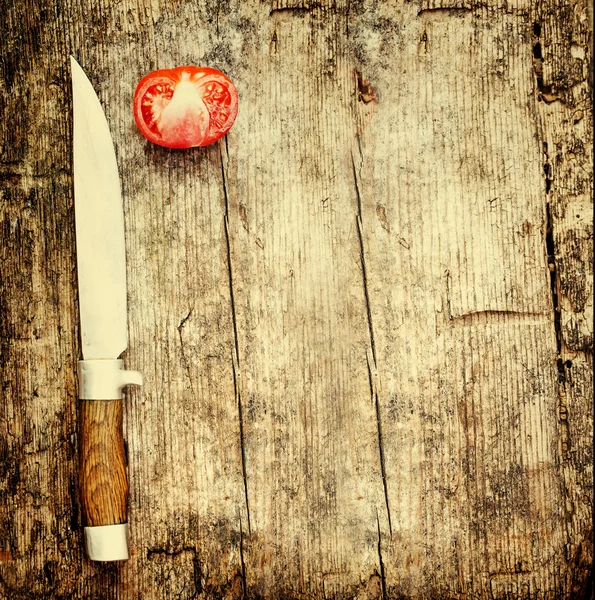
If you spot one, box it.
[79,400,128,527]
[0,0,592,598]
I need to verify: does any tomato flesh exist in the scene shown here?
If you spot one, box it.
[134,67,238,149]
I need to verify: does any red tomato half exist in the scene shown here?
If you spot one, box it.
[133,66,238,149]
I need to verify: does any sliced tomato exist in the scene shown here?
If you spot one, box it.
[133,66,238,149]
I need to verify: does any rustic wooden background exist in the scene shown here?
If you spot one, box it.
[0,0,592,598]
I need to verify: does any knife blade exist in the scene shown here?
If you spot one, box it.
[71,56,142,562]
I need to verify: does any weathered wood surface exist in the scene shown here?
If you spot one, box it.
[0,0,592,598]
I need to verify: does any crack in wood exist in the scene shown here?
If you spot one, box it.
[269,5,319,19]
[352,151,393,538]
[221,139,241,369]
[532,21,562,104]
[444,269,453,322]
[177,308,198,401]
[417,3,528,17]
[177,309,193,331]
[417,6,473,18]
[450,309,549,325]
[376,510,388,600]
[238,514,247,599]
[232,352,251,536]
[220,139,252,536]
[542,141,552,194]
[545,202,563,357]
[557,373,572,461]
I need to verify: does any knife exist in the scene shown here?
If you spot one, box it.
[71,56,143,562]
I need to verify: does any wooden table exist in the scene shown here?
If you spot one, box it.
[0,0,592,598]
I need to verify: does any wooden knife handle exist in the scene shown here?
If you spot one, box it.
[77,359,141,560]
[79,399,128,527]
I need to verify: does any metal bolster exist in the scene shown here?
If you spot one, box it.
[78,359,143,400]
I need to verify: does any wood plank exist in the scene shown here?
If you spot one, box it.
[0,6,81,595]
[351,3,578,597]
[533,0,594,595]
[103,5,250,593]
[223,4,387,594]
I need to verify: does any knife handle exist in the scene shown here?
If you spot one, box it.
[79,399,129,555]
[77,359,142,561]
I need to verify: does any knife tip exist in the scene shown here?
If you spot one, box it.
[70,56,84,76]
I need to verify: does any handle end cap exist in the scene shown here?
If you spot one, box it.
[85,523,129,561]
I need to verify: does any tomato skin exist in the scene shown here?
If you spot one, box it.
[133,66,238,149]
